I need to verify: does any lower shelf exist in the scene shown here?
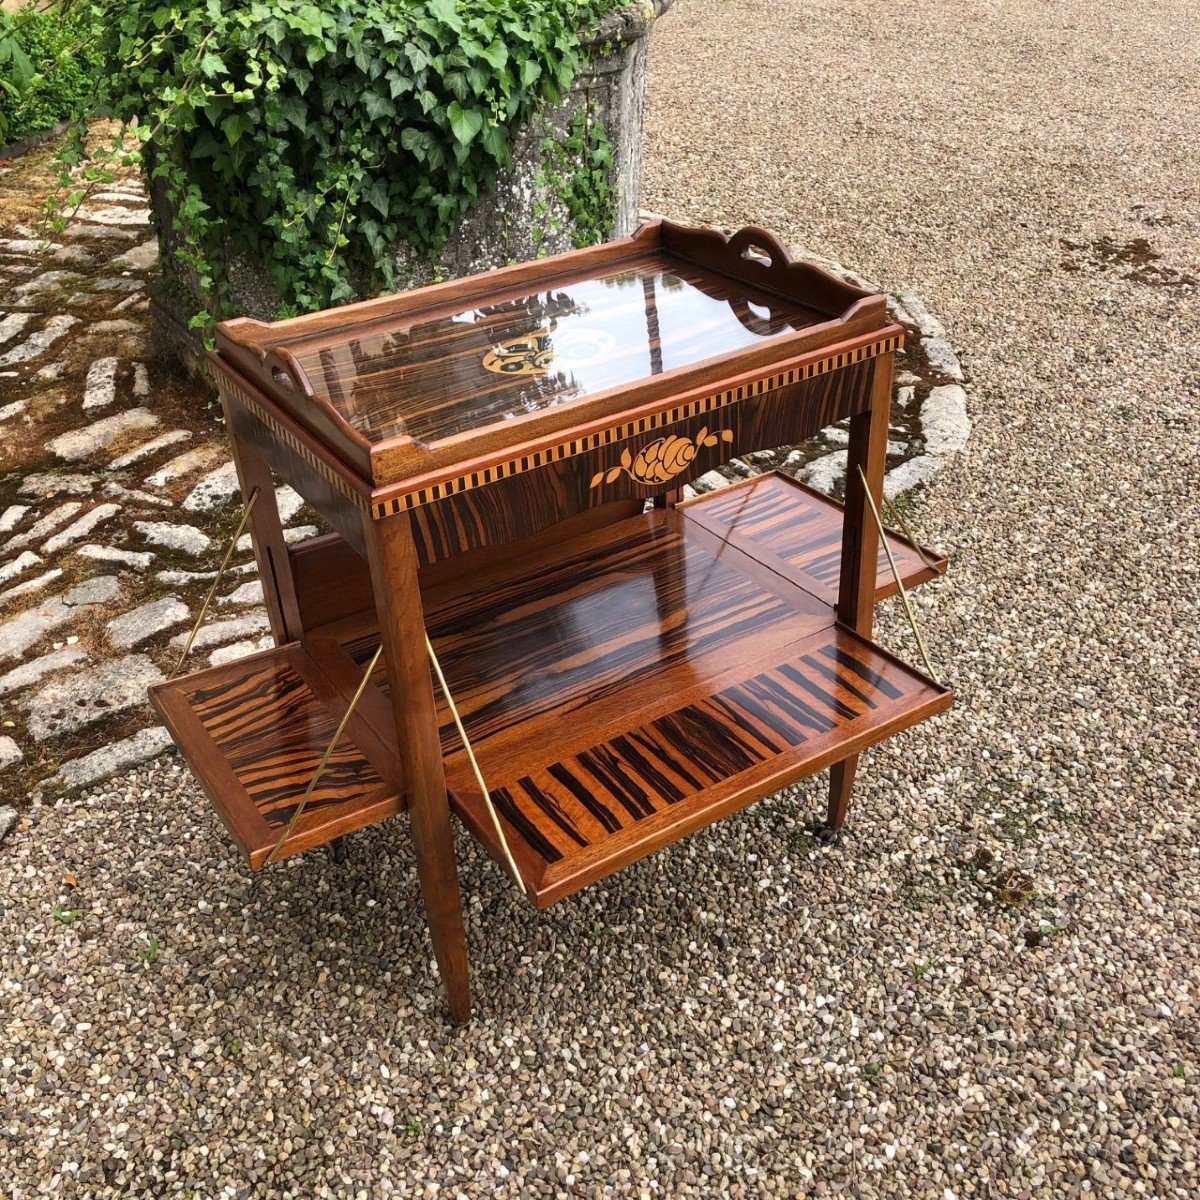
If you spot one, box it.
[150,643,403,867]
[153,473,951,897]
[445,619,948,906]
[680,472,946,601]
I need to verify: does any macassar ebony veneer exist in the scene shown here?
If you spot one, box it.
[155,485,947,886]
[150,220,952,1020]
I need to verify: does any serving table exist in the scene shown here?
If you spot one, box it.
[150,221,951,1021]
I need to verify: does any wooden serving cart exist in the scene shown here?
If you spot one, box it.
[150,221,951,1021]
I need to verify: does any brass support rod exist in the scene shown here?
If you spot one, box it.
[880,490,944,577]
[856,465,941,685]
[424,632,528,898]
[169,487,261,679]
[264,644,385,865]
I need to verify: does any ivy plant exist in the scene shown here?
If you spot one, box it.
[539,103,615,250]
[0,6,107,146]
[0,11,36,141]
[49,0,623,326]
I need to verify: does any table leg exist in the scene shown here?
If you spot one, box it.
[365,513,472,1023]
[224,413,303,644]
[825,353,894,833]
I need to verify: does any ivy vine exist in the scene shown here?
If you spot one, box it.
[50,0,624,325]
[535,103,615,252]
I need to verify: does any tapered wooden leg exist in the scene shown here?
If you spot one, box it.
[822,353,895,836]
[366,513,471,1023]
[825,755,858,833]
[223,412,303,644]
[836,359,892,635]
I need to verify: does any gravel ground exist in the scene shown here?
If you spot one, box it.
[4,1,1200,1196]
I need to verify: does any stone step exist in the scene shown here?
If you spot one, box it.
[55,725,173,791]
[47,408,159,462]
[0,315,79,368]
[23,652,163,742]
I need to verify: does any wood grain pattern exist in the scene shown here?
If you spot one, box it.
[372,335,895,517]
[224,429,303,645]
[300,505,949,905]
[282,474,943,626]
[154,473,947,880]
[213,221,892,486]
[826,357,894,831]
[288,256,825,446]
[453,623,949,906]
[402,359,879,564]
[216,365,372,557]
[385,512,832,747]
[363,511,472,1022]
[161,220,950,1020]
[679,472,946,603]
[149,645,403,869]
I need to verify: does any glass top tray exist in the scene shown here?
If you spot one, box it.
[213,221,890,486]
[289,255,823,446]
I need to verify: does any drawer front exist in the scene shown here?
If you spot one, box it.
[406,356,880,566]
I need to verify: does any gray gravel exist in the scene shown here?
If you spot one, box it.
[3,0,1200,1196]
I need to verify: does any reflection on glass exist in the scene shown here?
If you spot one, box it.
[290,257,822,446]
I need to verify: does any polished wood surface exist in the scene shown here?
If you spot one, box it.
[279,474,946,637]
[826,358,894,832]
[287,255,824,446]
[149,643,403,868]
[225,428,304,645]
[307,505,949,906]
[162,221,951,1019]
[678,473,946,602]
[455,623,946,906]
[364,513,472,1022]
[400,357,878,564]
[213,221,889,485]
[151,479,947,883]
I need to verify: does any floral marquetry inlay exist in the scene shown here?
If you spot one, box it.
[590,426,735,490]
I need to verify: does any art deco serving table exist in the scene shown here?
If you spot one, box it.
[150,221,951,1020]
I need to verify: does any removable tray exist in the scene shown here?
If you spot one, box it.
[212,221,890,485]
[152,475,949,892]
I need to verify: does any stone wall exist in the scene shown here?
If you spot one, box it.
[150,1,674,375]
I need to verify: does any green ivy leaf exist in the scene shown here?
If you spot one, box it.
[480,40,508,70]
[199,51,227,79]
[405,42,432,72]
[192,132,221,158]
[481,122,507,160]
[387,72,414,99]
[426,0,463,32]
[362,90,396,121]
[400,126,430,160]
[446,100,483,146]
[276,94,308,129]
[363,178,390,218]
[221,113,253,146]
